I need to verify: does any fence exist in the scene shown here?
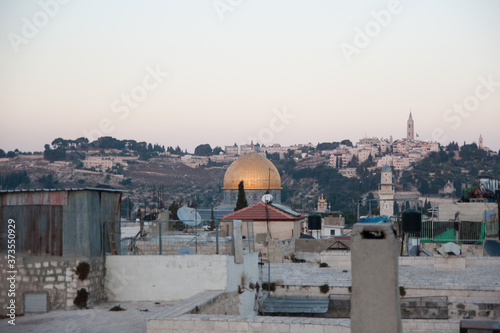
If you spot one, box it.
[105,220,254,256]
[409,221,485,245]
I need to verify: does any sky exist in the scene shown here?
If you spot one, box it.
[1,0,499,153]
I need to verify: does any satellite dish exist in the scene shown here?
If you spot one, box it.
[177,206,202,227]
[262,194,273,204]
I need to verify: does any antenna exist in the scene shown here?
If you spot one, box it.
[268,168,271,192]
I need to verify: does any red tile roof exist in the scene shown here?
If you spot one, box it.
[220,202,304,221]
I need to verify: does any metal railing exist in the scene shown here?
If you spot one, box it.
[409,221,485,245]
[105,220,255,255]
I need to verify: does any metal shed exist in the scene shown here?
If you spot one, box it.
[0,188,123,257]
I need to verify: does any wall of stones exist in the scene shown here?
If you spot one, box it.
[193,291,241,316]
[448,298,500,320]
[147,315,462,333]
[260,238,297,263]
[0,256,105,316]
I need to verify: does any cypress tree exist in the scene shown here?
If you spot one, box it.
[235,180,248,211]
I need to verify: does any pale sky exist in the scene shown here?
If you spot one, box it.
[1,0,499,153]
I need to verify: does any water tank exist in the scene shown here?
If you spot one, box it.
[308,214,322,230]
[402,210,422,233]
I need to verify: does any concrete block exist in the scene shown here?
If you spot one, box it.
[229,321,248,331]
[290,323,324,333]
[233,220,244,264]
[248,321,263,332]
[213,321,229,331]
[194,320,215,330]
[351,223,402,333]
[173,319,195,330]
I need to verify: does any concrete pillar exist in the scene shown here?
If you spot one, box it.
[232,220,244,264]
[351,223,402,333]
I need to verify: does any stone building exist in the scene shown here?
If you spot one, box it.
[378,164,395,216]
[0,188,123,314]
[222,150,282,206]
[407,111,414,141]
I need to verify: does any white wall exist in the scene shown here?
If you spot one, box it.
[226,252,259,315]
[105,253,259,303]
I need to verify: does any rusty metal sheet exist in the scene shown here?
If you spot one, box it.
[2,191,68,206]
[0,205,63,256]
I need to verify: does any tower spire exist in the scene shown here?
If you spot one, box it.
[407,110,414,141]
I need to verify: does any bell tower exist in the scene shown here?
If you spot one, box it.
[407,111,414,141]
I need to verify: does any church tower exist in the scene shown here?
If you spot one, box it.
[378,164,395,216]
[407,112,414,141]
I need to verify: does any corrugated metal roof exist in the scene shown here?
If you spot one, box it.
[261,296,330,314]
[0,187,128,193]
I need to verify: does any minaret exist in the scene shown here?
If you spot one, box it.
[378,164,395,216]
[407,111,414,141]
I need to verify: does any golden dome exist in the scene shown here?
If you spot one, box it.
[223,152,282,190]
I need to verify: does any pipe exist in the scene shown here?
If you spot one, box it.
[420,247,433,257]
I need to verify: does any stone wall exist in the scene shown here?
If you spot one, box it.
[295,238,342,253]
[265,238,295,263]
[147,315,462,333]
[448,298,500,320]
[106,253,259,305]
[194,291,241,316]
[0,256,105,316]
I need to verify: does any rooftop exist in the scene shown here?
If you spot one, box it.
[220,201,303,221]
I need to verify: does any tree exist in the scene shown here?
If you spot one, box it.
[0,171,30,189]
[316,142,339,151]
[194,144,212,156]
[121,197,134,219]
[213,146,224,155]
[235,180,248,211]
[0,149,5,158]
[347,155,359,167]
[6,151,16,158]
[446,141,459,151]
[168,200,183,220]
[43,145,66,162]
[418,179,430,194]
[341,139,353,147]
[119,178,132,186]
[38,174,58,188]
